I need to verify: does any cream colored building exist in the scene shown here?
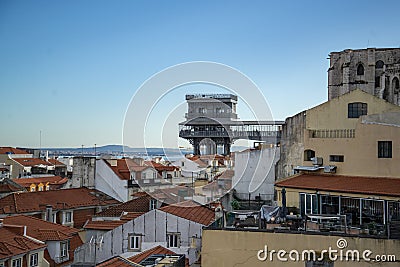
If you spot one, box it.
[278,89,400,178]
[202,229,400,267]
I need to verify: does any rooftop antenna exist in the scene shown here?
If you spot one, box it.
[39,130,42,158]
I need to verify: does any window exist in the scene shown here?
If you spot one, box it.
[30,185,36,192]
[38,185,44,191]
[11,258,21,267]
[375,76,381,87]
[348,102,367,118]
[64,211,72,223]
[304,149,315,161]
[198,107,206,114]
[150,199,157,210]
[393,77,400,91]
[378,141,392,158]
[181,161,184,167]
[329,155,344,162]
[29,253,38,267]
[356,63,364,75]
[167,233,180,248]
[60,241,69,259]
[300,193,318,216]
[129,234,141,250]
[0,261,4,267]
[375,60,384,69]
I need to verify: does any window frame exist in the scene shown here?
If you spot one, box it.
[329,155,344,162]
[348,102,367,118]
[304,149,315,161]
[11,258,22,267]
[128,234,142,251]
[60,240,69,259]
[167,233,181,248]
[29,253,39,267]
[64,211,73,223]
[378,141,392,158]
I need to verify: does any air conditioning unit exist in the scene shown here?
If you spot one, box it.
[311,157,323,166]
[324,165,337,173]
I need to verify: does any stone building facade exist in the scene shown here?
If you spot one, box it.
[328,48,400,105]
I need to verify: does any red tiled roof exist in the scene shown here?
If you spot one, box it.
[0,226,46,260]
[12,158,51,167]
[47,159,65,166]
[104,159,152,180]
[84,220,126,230]
[96,194,152,217]
[98,256,141,267]
[85,212,144,230]
[275,174,400,197]
[0,147,30,155]
[3,215,79,241]
[0,183,23,193]
[12,176,68,187]
[0,187,120,214]
[144,161,179,172]
[160,200,216,226]
[127,245,176,264]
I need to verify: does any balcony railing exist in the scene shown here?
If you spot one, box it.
[309,129,355,138]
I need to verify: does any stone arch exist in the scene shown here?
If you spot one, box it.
[356,63,364,75]
[393,77,400,105]
[375,60,384,69]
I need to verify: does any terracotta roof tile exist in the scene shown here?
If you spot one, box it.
[144,161,179,172]
[47,159,65,166]
[12,176,68,187]
[84,220,126,230]
[96,194,152,217]
[275,174,400,197]
[3,215,79,241]
[160,201,216,226]
[0,187,120,214]
[12,158,51,167]
[127,245,176,264]
[0,147,30,155]
[0,227,46,260]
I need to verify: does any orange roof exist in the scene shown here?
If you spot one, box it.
[105,159,152,180]
[98,256,141,267]
[160,201,216,225]
[275,174,400,197]
[0,226,46,260]
[144,161,179,172]
[83,220,126,230]
[0,187,120,214]
[127,245,176,264]
[3,215,79,241]
[13,176,68,187]
[0,147,30,155]
[47,159,65,166]
[85,212,144,230]
[13,158,51,167]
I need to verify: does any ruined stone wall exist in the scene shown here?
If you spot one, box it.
[328,48,400,105]
[276,111,306,179]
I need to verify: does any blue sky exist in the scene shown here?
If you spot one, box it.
[1,0,400,148]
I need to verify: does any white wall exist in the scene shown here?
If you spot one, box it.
[232,147,280,201]
[95,159,128,202]
[75,210,205,265]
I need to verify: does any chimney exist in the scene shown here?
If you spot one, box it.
[46,205,53,222]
